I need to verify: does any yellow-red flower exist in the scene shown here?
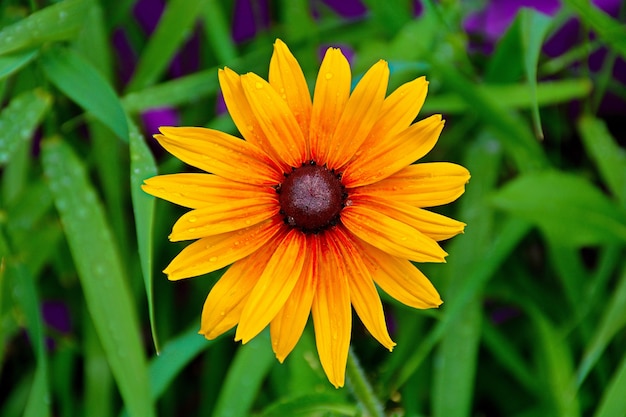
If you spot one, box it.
[142,39,469,388]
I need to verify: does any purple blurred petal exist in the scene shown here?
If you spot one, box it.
[320,0,367,18]
[142,108,180,136]
[232,0,271,43]
[42,301,72,334]
[112,28,137,86]
[133,0,166,35]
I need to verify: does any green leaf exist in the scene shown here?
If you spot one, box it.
[41,47,128,141]
[129,121,158,352]
[213,331,275,417]
[260,393,356,417]
[0,89,52,166]
[42,139,154,417]
[0,48,38,80]
[0,0,89,56]
[126,0,207,92]
[492,171,626,246]
[485,17,523,83]
[594,347,626,417]
[520,8,553,139]
[578,115,626,207]
[200,0,238,62]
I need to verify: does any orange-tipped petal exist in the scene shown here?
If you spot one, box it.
[342,204,448,263]
[269,39,312,142]
[311,232,351,388]
[356,240,443,309]
[240,73,307,168]
[219,67,289,171]
[155,127,282,185]
[163,218,284,280]
[354,162,470,208]
[169,197,279,241]
[142,173,267,209]
[199,242,277,339]
[235,229,307,343]
[309,47,351,164]
[342,114,445,188]
[270,234,319,362]
[327,59,389,169]
[334,228,395,350]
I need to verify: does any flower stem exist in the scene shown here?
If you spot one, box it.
[346,347,385,417]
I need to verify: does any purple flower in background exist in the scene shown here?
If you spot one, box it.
[42,301,72,350]
[141,108,180,137]
[231,0,271,43]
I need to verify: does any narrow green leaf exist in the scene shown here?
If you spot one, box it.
[129,121,158,352]
[84,314,113,417]
[260,393,356,417]
[126,0,207,92]
[0,48,38,80]
[200,0,238,62]
[492,171,626,246]
[520,8,552,139]
[594,348,626,417]
[41,47,129,141]
[485,17,523,83]
[0,0,89,56]
[213,331,275,417]
[42,139,154,417]
[0,89,52,166]
[563,0,626,60]
[578,115,626,207]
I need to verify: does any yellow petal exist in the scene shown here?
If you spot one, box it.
[199,242,277,339]
[142,173,270,209]
[164,218,284,280]
[309,47,351,165]
[219,67,289,172]
[169,197,279,241]
[356,239,443,309]
[155,127,282,185]
[235,229,307,343]
[334,228,395,350]
[270,234,319,362]
[269,39,312,142]
[342,204,448,262]
[241,73,307,168]
[355,162,470,207]
[342,114,445,188]
[349,194,465,241]
[311,232,351,388]
[327,59,389,169]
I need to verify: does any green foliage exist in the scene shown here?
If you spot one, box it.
[1,0,625,416]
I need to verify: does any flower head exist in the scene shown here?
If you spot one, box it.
[142,39,470,387]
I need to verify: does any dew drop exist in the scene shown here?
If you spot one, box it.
[255,81,263,89]
[209,256,218,262]
[325,73,333,80]
[188,227,196,232]
[188,216,197,223]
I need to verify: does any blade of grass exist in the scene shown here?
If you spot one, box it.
[594,344,626,417]
[520,8,553,139]
[125,0,206,92]
[0,48,38,80]
[260,393,356,417]
[41,47,129,141]
[0,0,89,56]
[129,121,158,352]
[0,88,52,166]
[42,138,154,417]
[200,0,238,62]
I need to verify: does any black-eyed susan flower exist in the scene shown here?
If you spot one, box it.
[142,39,469,388]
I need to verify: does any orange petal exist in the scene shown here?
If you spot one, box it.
[142,173,270,209]
[355,239,443,309]
[240,73,307,168]
[349,194,465,241]
[342,114,445,188]
[235,229,307,343]
[155,127,282,185]
[333,228,395,350]
[341,204,448,262]
[270,234,320,362]
[219,67,289,172]
[199,242,277,339]
[163,218,284,280]
[269,39,312,144]
[169,197,279,241]
[309,47,351,164]
[364,162,470,207]
[311,232,351,388]
[327,60,389,169]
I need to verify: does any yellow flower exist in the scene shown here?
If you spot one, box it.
[142,39,469,388]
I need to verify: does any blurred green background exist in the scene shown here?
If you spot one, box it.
[1,0,626,416]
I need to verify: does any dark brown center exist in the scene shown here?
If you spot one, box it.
[277,162,345,233]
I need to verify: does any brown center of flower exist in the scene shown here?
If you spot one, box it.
[277,161,346,233]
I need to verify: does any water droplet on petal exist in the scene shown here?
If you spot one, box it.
[209,256,218,262]
[255,81,263,89]
[188,216,197,223]
[325,73,333,80]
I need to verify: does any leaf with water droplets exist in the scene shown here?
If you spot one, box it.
[0,48,38,80]
[0,0,89,56]
[42,138,155,417]
[0,89,52,167]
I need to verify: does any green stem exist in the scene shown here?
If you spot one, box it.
[346,347,385,417]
